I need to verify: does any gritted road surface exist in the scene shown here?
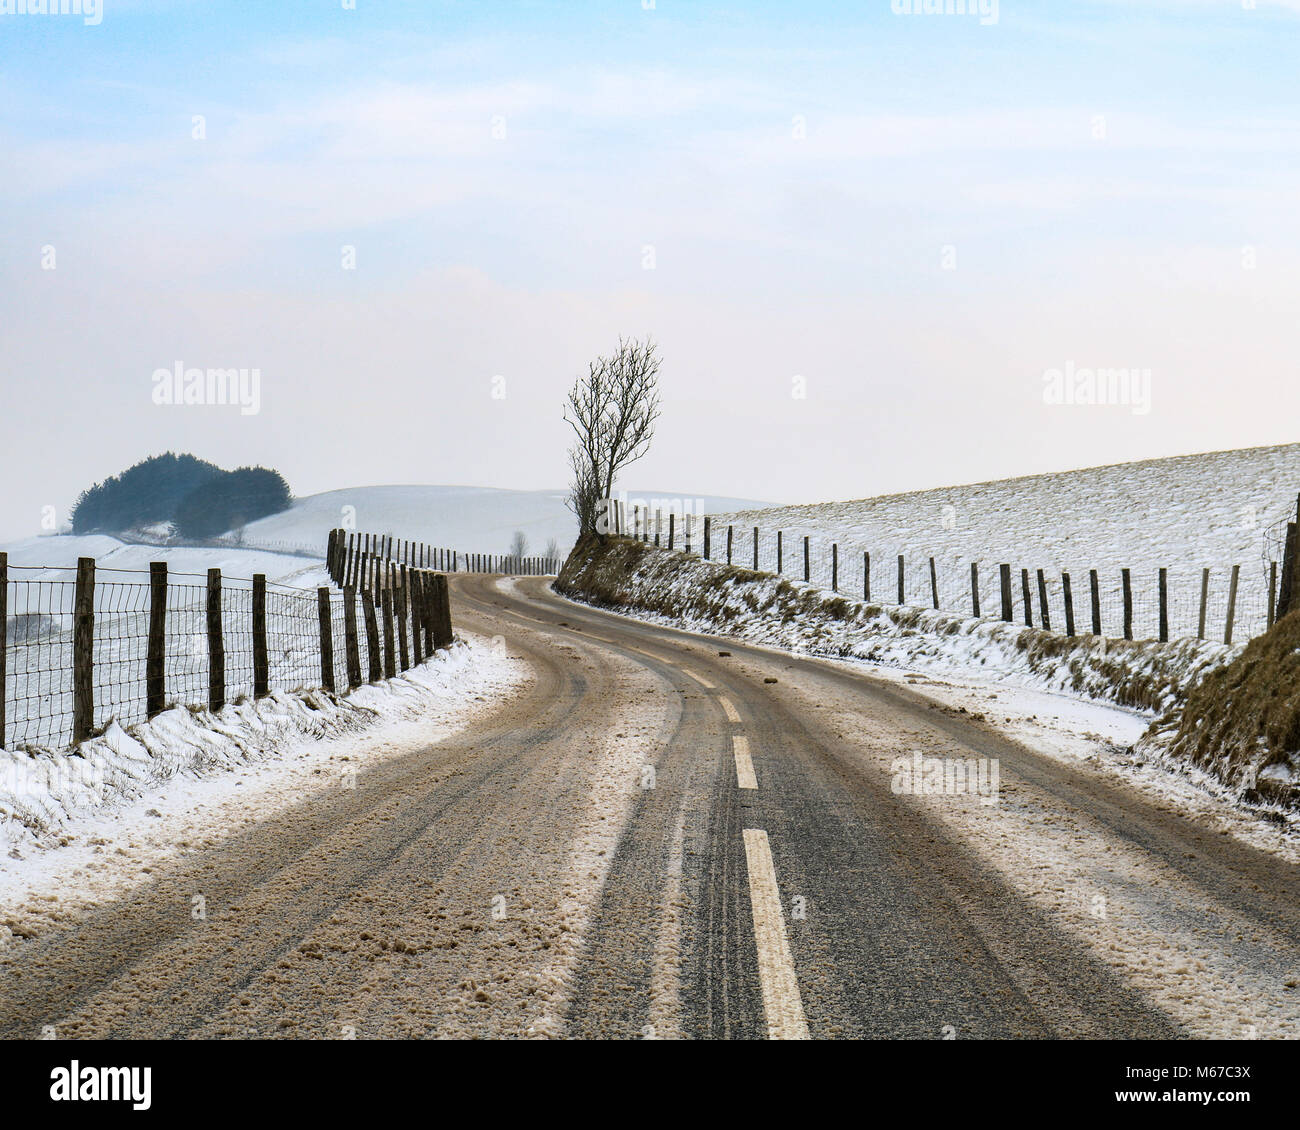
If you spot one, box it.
[4,574,1299,1039]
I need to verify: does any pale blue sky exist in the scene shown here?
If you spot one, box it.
[3,0,1300,540]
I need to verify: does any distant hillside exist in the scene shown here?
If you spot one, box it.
[232,485,774,558]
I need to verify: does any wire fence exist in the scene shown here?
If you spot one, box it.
[625,509,1285,648]
[1,551,455,753]
[331,530,563,582]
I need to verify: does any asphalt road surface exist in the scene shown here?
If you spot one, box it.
[3,574,1298,1039]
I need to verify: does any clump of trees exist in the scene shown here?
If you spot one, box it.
[564,337,661,538]
[70,453,292,538]
[172,466,292,538]
[70,452,223,533]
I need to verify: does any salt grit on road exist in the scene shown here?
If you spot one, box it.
[0,637,529,946]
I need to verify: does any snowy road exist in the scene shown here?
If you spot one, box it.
[2,574,1298,1038]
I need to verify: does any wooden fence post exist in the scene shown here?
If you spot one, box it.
[0,552,6,746]
[1121,568,1133,641]
[833,544,840,593]
[897,554,905,604]
[344,585,361,689]
[1278,514,1299,621]
[422,571,437,654]
[777,531,783,574]
[421,572,435,651]
[971,562,980,618]
[252,573,269,699]
[361,589,382,682]
[703,517,711,561]
[410,572,424,665]
[804,537,811,583]
[1198,568,1209,640]
[381,585,397,679]
[147,561,167,718]
[928,556,937,608]
[669,513,675,551]
[1268,561,1277,628]
[1037,568,1051,632]
[1090,569,1102,635]
[206,567,225,713]
[999,563,1012,622]
[1225,564,1240,645]
[726,524,733,565]
[1021,569,1033,627]
[1159,567,1170,642]
[685,514,692,555]
[433,574,454,650]
[864,551,871,601]
[396,564,410,671]
[1062,572,1075,638]
[73,557,96,742]
[753,526,759,571]
[317,588,336,692]
[656,510,662,547]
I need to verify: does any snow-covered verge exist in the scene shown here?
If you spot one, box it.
[1137,607,1300,812]
[558,536,1238,715]
[0,637,529,944]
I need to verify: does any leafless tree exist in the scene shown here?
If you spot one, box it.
[508,530,528,565]
[566,447,603,537]
[544,537,560,560]
[564,336,662,539]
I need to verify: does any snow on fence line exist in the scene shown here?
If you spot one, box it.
[0,535,456,753]
[607,496,1300,649]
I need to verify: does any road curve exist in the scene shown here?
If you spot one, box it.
[3,573,1297,1039]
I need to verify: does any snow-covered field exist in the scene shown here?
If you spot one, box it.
[711,442,1300,644]
[0,637,530,945]
[0,535,329,587]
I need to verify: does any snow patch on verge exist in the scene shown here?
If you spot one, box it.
[0,638,530,946]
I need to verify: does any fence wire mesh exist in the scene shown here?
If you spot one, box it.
[1,562,436,753]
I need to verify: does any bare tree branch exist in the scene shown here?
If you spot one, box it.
[562,336,662,540]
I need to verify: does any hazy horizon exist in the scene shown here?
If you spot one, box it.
[6,1,1300,542]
